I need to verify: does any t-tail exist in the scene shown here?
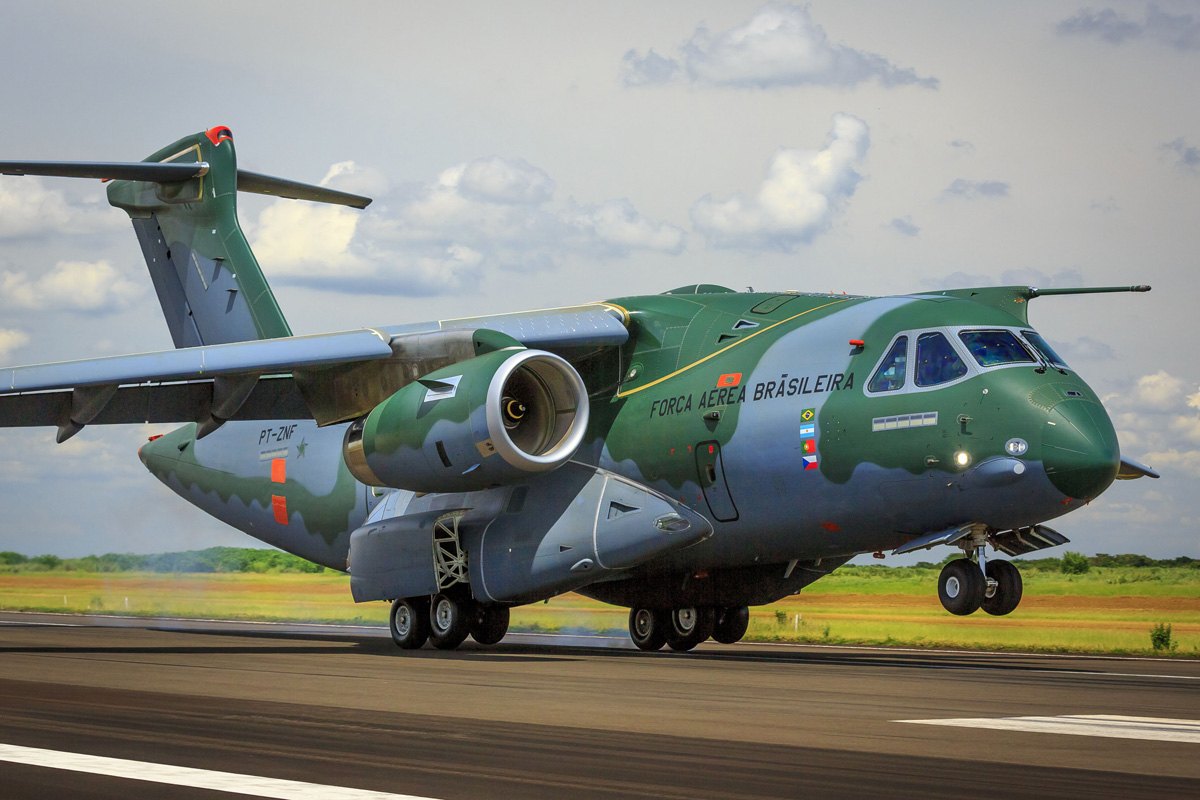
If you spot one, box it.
[0,126,371,347]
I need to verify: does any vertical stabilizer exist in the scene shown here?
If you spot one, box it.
[107,127,292,347]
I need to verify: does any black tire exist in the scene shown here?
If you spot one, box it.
[982,559,1023,616]
[629,607,667,651]
[666,606,715,652]
[470,605,510,645]
[429,593,472,650]
[389,597,430,649]
[938,559,984,616]
[712,605,750,644]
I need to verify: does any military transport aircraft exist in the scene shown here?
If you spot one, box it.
[0,128,1160,652]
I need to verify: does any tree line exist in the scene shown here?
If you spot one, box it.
[0,547,329,574]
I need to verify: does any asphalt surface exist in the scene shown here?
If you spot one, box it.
[0,611,1198,798]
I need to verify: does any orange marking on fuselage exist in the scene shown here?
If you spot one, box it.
[271,495,289,525]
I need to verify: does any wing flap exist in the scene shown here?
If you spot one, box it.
[0,378,311,428]
[1,304,629,435]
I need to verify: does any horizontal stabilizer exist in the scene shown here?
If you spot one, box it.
[237,170,371,209]
[0,160,370,208]
[0,160,207,182]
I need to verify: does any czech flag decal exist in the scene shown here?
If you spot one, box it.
[802,456,819,470]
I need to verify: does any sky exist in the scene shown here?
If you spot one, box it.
[0,0,1197,561]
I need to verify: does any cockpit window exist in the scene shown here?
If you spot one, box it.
[868,336,907,392]
[915,332,968,387]
[1022,331,1068,368]
[958,330,1035,367]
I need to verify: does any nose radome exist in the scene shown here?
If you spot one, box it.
[1041,399,1120,501]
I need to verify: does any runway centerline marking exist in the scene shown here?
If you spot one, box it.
[0,743,442,800]
[895,715,1200,744]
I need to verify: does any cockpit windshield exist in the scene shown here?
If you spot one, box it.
[1022,330,1069,368]
[958,330,1035,367]
[868,336,907,392]
[915,332,968,387]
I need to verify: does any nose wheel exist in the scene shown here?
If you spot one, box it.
[937,542,1023,616]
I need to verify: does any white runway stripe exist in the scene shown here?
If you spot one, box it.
[896,715,1200,744]
[0,743,441,799]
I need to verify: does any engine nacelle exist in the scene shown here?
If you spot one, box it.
[343,348,589,493]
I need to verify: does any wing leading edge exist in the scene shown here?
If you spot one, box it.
[0,304,629,441]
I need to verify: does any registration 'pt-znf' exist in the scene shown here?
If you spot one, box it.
[0,129,1159,651]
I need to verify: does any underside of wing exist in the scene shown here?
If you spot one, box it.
[0,304,629,442]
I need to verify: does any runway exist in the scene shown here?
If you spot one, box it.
[0,611,1197,798]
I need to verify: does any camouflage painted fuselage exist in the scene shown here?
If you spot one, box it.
[140,286,1119,608]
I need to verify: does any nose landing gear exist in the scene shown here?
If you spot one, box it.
[936,527,1024,616]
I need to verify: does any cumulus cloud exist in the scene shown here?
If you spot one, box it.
[889,216,920,237]
[1055,4,1200,51]
[0,177,121,239]
[1105,370,1200,475]
[949,139,976,154]
[943,179,1010,199]
[0,260,144,312]
[252,158,685,295]
[0,328,30,360]
[690,113,869,251]
[621,4,937,90]
[1160,137,1200,172]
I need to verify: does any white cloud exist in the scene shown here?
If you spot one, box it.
[0,328,29,360]
[1130,370,1185,410]
[252,157,684,295]
[622,4,937,90]
[1141,448,1200,478]
[1105,371,1200,477]
[0,177,121,239]
[0,260,143,312]
[1055,5,1200,51]
[691,113,869,251]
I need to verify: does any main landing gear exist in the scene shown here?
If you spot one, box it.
[388,593,511,650]
[937,533,1023,616]
[629,604,750,652]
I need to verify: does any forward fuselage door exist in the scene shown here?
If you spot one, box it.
[695,440,739,522]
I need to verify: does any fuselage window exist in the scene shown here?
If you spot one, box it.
[1022,330,1069,368]
[868,336,908,392]
[915,332,968,387]
[958,330,1035,367]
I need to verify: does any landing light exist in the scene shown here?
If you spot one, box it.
[954,451,971,468]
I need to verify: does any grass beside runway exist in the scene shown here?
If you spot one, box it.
[0,566,1196,656]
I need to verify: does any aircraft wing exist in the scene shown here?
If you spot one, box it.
[0,303,628,441]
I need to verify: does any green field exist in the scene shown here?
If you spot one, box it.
[1,562,1196,657]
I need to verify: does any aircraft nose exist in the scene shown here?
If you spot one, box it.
[1041,400,1120,501]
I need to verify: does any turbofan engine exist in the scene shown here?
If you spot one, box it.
[343,348,589,493]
